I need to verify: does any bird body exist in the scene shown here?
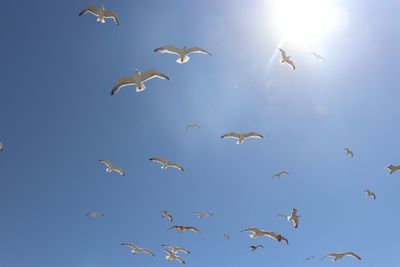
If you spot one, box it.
[121,243,156,257]
[111,69,169,96]
[79,5,119,26]
[162,211,173,222]
[169,225,200,234]
[149,157,184,171]
[321,252,361,261]
[154,45,211,64]
[220,132,264,144]
[279,48,295,70]
[99,160,125,176]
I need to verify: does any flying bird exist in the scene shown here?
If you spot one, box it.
[169,225,200,234]
[162,211,173,222]
[79,5,119,26]
[86,211,104,217]
[321,252,361,261]
[162,244,191,254]
[241,227,288,244]
[220,132,264,144]
[149,157,184,171]
[0,143,3,152]
[272,171,289,179]
[164,249,186,264]
[193,211,213,219]
[249,245,264,252]
[154,45,211,64]
[310,52,325,62]
[223,233,230,240]
[279,48,295,70]
[111,69,169,96]
[363,189,376,200]
[185,124,199,130]
[386,164,400,175]
[99,160,125,176]
[121,243,156,257]
[287,208,300,228]
[344,148,353,157]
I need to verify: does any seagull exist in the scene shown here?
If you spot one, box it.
[320,252,361,261]
[111,69,169,96]
[249,245,264,252]
[363,189,376,200]
[241,227,288,244]
[223,233,230,240]
[154,45,211,64]
[0,143,3,152]
[164,249,186,264]
[121,243,156,257]
[162,244,191,254]
[193,211,213,219]
[344,148,353,157]
[86,211,104,217]
[279,48,295,70]
[287,208,300,229]
[169,225,200,234]
[386,164,400,175]
[272,171,289,180]
[220,132,264,144]
[99,160,125,176]
[305,256,315,261]
[310,52,325,62]
[149,157,184,171]
[185,124,199,130]
[162,211,173,222]
[79,5,119,27]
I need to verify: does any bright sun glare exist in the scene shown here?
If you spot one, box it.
[272,0,346,44]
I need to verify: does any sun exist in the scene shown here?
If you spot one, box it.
[271,0,345,45]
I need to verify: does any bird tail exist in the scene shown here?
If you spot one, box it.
[177,55,190,64]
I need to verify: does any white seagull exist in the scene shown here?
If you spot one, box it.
[169,225,200,234]
[99,160,125,176]
[149,157,184,171]
[272,171,289,180]
[241,227,289,244]
[86,211,104,217]
[162,244,191,254]
[164,249,186,264]
[310,52,325,62]
[386,164,400,175]
[162,210,173,222]
[185,124,199,130]
[154,45,211,64]
[287,208,300,229]
[363,189,376,200]
[193,211,213,219]
[344,148,353,157]
[79,5,119,27]
[320,252,361,261]
[121,243,156,257]
[111,69,169,96]
[220,132,264,144]
[279,48,295,70]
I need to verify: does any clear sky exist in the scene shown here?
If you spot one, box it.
[0,0,399,266]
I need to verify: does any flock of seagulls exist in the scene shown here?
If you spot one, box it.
[1,2,398,266]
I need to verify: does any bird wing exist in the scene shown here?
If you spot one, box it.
[345,252,361,260]
[186,226,200,233]
[154,45,181,55]
[121,243,138,250]
[279,48,287,59]
[244,132,264,139]
[141,249,156,257]
[292,215,299,228]
[0,143,3,152]
[169,163,184,171]
[176,247,190,254]
[141,69,170,83]
[164,249,175,257]
[111,76,135,96]
[175,255,186,264]
[79,6,99,16]
[99,159,111,168]
[221,132,241,139]
[104,11,119,26]
[286,58,296,70]
[150,157,168,165]
[113,166,125,176]
[186,47,212,55]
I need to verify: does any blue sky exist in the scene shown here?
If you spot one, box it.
[0,0,400,266]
